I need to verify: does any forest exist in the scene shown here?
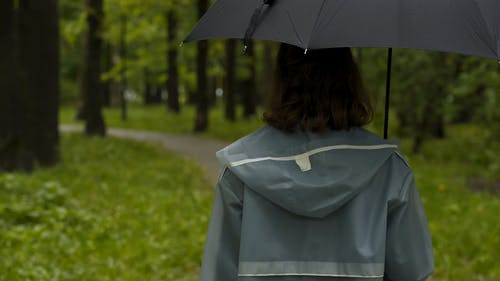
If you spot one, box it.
[0,0,499,280]
[1,0,499,171]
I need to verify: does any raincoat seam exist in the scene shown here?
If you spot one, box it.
[217,166,229,182]
[219,168,245,204]
[228,144,398,167]
[394,151,411,169]
[397,170,414,202]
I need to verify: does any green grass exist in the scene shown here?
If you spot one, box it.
[0,134,213,281]
[60,102,265,142]
[400,126,500,281]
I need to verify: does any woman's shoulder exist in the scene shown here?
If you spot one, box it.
[220,126,295,152]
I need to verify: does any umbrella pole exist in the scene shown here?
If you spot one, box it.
[383,48,393,140]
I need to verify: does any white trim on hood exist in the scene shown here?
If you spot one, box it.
[229,144,398,171]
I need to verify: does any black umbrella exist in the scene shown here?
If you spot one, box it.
[184,0,500,138]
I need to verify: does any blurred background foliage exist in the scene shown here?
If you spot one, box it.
[58,0,499,144]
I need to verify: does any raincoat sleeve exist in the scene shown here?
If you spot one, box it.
[200,168,244,281]
[384,172,434,281]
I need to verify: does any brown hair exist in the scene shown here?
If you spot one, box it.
[263,44,373,132]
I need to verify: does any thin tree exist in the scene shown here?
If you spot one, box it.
[224,39,237,121]
[79,0,106,136]
[261,42,274,105]
[193,0,209,132]
[119,14,127,121]
[143,67,154,105]
[242,42,257,118]
[166,8,180,113]
[102,42,112,107]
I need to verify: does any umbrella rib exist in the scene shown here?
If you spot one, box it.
[305,0,327,49]
[465,0,497,58]
[284,9,304,46]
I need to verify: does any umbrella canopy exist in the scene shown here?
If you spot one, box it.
[184,0,500,61]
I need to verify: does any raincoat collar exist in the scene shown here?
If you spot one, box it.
[217,126,399,218]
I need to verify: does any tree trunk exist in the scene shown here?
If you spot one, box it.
[261,42,274,105]
[194,0,209,132]
[143,67,154,105]
[224,39,237,121]
[242,42,257,118]
[0,0,18,170]
[119,15,128,121]
[208,77,218,107]
[0,0,34,172]
[79,0,106,136]
[102,42,112,107]
[155,87,163,103]
[18,0,60,167]
[425,54,447,139]
[166,9,180,113]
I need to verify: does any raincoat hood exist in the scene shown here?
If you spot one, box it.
[217,126,399,218]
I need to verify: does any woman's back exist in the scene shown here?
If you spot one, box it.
[201,126,433,281]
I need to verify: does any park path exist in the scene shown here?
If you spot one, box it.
[60,125,229,184]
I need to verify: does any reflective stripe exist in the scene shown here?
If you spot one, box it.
[238,261,384,278]
[229,144,398,167]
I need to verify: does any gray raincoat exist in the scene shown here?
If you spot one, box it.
[200,126,434,281]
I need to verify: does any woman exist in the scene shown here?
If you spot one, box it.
[200,44,434,281]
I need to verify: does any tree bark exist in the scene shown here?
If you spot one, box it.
[0,0,34,171]
[18,0,60,167]
[194,0,209,132]
[224,39,237,121]
[0,0,18,170]
[79,0,106,136]
[166,9,180,113]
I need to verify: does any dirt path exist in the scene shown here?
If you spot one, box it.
[60,125,229,184]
